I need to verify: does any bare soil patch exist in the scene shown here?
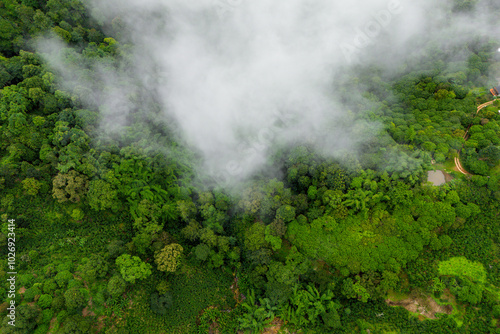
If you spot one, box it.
[386,296,452,319]
[427,170,446,186]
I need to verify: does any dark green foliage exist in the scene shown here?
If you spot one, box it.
[59,315,91,334]
[52,294,66,310]
[23,285,41,302]
[107,239,126,259]
[41,308,54,324]
[87,179,120,211]
[0,304,40,334]
[194,243,210,262]
[149,292,173,315]
[64,287,87,310]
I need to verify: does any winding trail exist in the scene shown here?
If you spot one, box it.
[454,100,495,174]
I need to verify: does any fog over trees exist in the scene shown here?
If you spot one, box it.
[0,0,500,333]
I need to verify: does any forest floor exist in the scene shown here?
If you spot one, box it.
[262,318,287,334]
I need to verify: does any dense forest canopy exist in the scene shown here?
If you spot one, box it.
[0,0,500,333]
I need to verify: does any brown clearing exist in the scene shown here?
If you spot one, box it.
[261,318,287,334]
[235,318,288,334]
[386,296,452,319]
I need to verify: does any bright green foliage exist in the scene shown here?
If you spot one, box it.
[37,294,53,309]
[322,309,342,329]
[341,277,371,302]
[55,270,73,288]
[22,177,42,195]
[116,254,152,284]
[238,289,276,333]
[431,277,446,295]
[87,179,119,211]
[438,256,486,283]
[177,199,197,222]
[279,284,338,327]
[264,225,282,251]
[0,3,499,333]
[244,222,267,252]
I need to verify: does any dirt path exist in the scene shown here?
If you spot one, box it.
[454,100,495,174]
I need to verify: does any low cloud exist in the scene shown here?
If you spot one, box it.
[39,0,500,185]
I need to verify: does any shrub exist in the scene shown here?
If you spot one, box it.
[57,309,68,323]
[150,292,173,315]
[154,244,183,272]
[107,276,126,297]
[156,281,170,295]
[22,177,42,196]
[64,287,87,310]
[41,308,54,324]
[55,270,73,288]
[56,261,74,272]
[115,254,152,284]
[194,243,210,262]
[107,239,125,259]
[24,286,41,302]
[52,294,66,310]
[33,324,50,334]
[38,294,53,309]
[43,279,57,294]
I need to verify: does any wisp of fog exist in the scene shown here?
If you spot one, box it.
[39,0,499,185]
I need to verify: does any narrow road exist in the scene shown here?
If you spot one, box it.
[455,100,495,174]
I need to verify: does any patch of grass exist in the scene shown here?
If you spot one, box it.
[386,290,410,302]
[437,159,457,173]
